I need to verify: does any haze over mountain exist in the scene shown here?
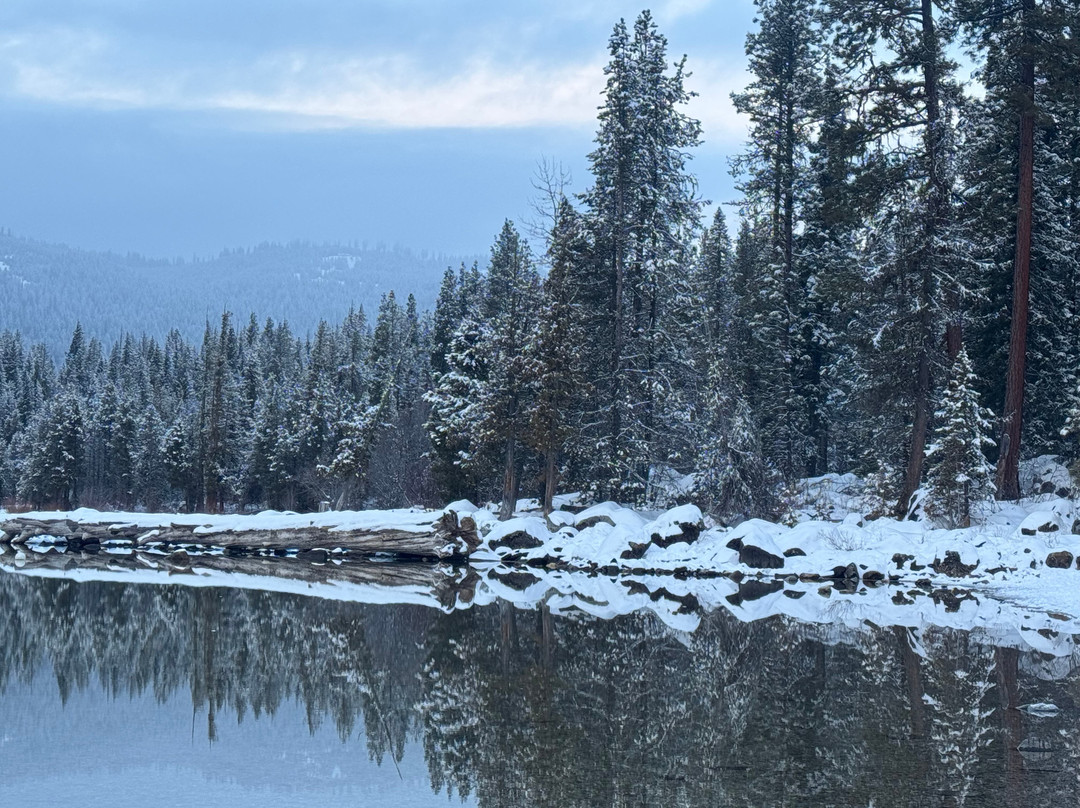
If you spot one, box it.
[0,230,476,355]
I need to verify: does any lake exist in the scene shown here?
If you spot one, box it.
[0,563,1077,807]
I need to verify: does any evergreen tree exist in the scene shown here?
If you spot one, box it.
[524,200,591,513]
[17,393,83,508]
[579,11,703,502]
[732,0,823,480]
[474,221,541,519]
[694,395,772,524]
[924,349,995,528]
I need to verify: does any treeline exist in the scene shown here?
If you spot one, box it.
[1,6,1079,524]
[0,298,431,512]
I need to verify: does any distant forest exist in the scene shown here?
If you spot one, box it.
[0,232,470,356]
[2,4,1079,527]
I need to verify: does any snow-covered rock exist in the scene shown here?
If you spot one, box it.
[574,502,649,530]
[642,504,704,547]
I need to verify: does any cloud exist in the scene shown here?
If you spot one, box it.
[0,24,747,140]
[0,28,609,129]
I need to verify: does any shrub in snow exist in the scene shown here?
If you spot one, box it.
[924,349,995,528]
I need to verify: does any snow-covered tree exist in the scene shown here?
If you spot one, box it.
[474,221,541,519]
[579,11,703,502]
[524,200,591,513]
[924,349,995,528]
[695,393,772,523]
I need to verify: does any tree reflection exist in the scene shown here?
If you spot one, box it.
[0,569,1078,806]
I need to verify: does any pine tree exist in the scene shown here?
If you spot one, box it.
[524,200,591,513]
[732,0,823,480]
[474,221,541,519]
[924,349,995,528]
[425,292,490,504]
[579,11,703,502]
[17,393,83,508]
[694,394,772,523]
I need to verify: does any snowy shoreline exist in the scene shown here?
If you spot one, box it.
[4,479,1080,657]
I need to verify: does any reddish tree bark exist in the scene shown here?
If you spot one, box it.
[995,0,1036,501]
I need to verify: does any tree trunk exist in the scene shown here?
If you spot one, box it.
[542,444,557,516]
[896,0,945,516]
[499,434,518,521]
[897,347,932,517]
[996,0,1036,501]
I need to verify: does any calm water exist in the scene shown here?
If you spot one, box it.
[0,566,1078,807]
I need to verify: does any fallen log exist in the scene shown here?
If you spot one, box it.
[0,507,479,560]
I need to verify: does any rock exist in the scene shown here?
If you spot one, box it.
[647,505,704,548]
[491,530,544,551]
[931,551,977,577]
[1073,519,1080,536]
[619,541,651,560]
[783,547,806,557]
[892,553,914,570]
[798,572,821,582]
[1022,519,1059,536]
[296,548,329,563]
[818,586,832,598]
[738,544,785,569]
[784,590,805,599]
[862,570,885,585]
[576,514,613,529]
[1045,551,1074,569]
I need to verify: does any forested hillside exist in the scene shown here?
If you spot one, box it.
[0,231,467,356]
[2,4,1079,524]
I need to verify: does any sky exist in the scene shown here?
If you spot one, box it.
[0,0,755,259]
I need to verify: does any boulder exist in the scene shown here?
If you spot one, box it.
[1045,551,1074,569]
[931,551,977,577]
[645,504,705,548]
[490,530,544,551]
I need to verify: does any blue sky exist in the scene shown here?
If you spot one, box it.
[0,1,755,258]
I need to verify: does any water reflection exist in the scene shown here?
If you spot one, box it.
[0,569,1078,807]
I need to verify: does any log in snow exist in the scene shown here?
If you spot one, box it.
[0,507,480,560]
